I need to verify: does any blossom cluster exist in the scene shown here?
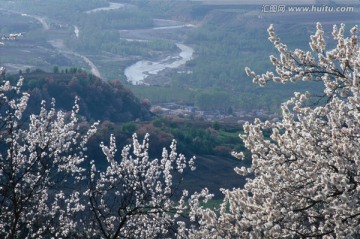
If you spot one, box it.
[184,23,359,238]
[0,67,198,238]
[81,133,197,238]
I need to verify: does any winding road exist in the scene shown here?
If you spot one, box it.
[48,39,102,78]
[1,8,102,78]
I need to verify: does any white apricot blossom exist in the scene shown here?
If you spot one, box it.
[0,33,22,45]
[81,133,197,238]
[185,23,359,238]
[0,70,99,238]
[0,70,199,238]
[0,33,199,238]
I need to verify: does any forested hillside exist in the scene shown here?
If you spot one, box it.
[6,70,153,122]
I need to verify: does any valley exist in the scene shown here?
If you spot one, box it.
[0,2,358,231]
[0,0,358,115]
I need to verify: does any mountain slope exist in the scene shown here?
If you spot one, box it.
[8,70,153,122]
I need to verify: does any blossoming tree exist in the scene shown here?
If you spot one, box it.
[0,67,98,238]
[79,133,197,238]
[0,67,202,238]
[1,22,358,238]
[0,30,202,238]
[182,23,359,238]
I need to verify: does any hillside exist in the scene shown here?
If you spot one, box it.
[7,70,153,122]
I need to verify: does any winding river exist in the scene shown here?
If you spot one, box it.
[124,43,194,85]
[85,2,125,14]
[82,3,196,83]
[2,4,195,82]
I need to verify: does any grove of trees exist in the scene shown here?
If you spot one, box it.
[0,22,359,238]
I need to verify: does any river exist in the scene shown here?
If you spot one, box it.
[124,43,194,85]
[2,6,195,82]
[85,2,125,14]
[74,25,80,38]
[84,3,196,82]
